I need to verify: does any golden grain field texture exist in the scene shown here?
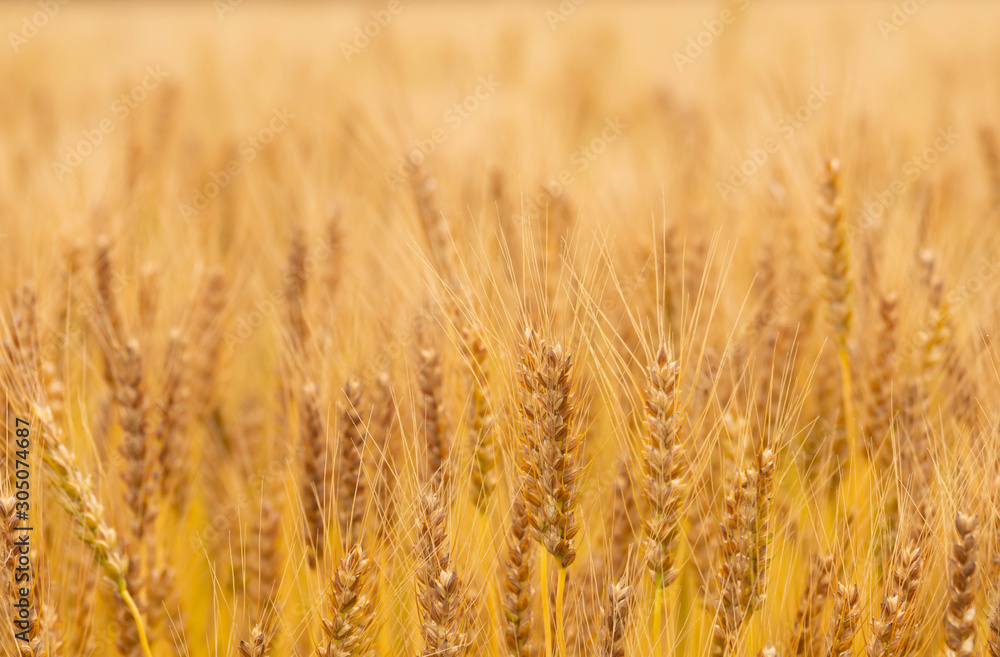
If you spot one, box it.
[2,1,1000,656]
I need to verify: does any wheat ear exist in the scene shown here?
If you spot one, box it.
[791,554,834,657]
[827,583,861,657]
[462,321,497,514]
[415,490,469,657]
[337,378,367,548]
[318,544,376,657]
[944,512,979,657]
[517,329,584,657]
[818,158,857,486]
[300,382,329,568]
[711,447,775,657]
[598,576,632,657]
[501,491,536,657]
[238,611,276,657]
[642,345,684,588]
[418,345,449,488]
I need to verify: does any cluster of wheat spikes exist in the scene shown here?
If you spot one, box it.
[3,3,1000,657]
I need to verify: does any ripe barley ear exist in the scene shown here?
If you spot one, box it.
[157,330,191,512]
[371,372,398,542]
[607,456,639,583]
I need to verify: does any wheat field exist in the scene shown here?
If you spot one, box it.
[1,1,1000,656]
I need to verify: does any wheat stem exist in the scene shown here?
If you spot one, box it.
[541,549,553,657]
[118,583,153,657]
[556,565,568,657]
[653,573,664,656]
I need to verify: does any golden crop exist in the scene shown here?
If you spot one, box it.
[0,2,999,657]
